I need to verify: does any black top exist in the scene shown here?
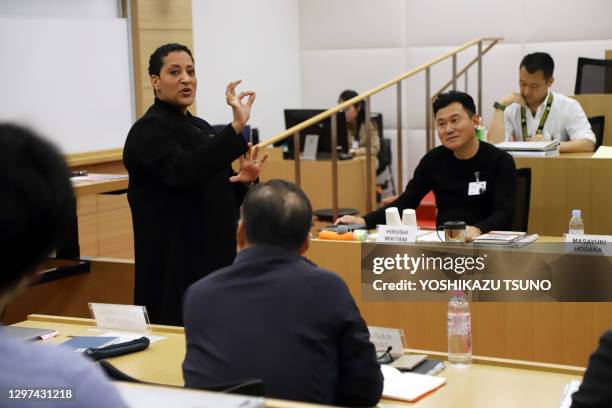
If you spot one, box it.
[364,141,517,232]
[571,330,612,407]
[123,98,248,325]
[182,246,384,407]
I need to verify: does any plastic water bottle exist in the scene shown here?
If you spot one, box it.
[448,290,472,366]
[568,209,584,235]
[475,117,486,142]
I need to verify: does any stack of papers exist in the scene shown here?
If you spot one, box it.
[381,365,446,402]
[496,141,560,157]
[474,231,526,245]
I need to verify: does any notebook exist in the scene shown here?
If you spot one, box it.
[381,364,446,402]
[389,354,427,370]
[496,140,560,151]
[474,231,526,245]
[61,336,119,352]
[407,360,446,376]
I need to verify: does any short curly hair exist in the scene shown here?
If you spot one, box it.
[148,43,194,76]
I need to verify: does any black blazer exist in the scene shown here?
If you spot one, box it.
[182,246,383,407]
[572,330,612,407]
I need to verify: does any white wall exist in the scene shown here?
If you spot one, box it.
[0,4,133,154]
[299,0,612,188]
[0,0,119,19]
[192,0,301,141]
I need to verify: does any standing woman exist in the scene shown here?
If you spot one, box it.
[338,89,380,169]
[123,43,267,325]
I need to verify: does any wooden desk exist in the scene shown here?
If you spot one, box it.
[2,258,134,325]
[73,175,133,259]
[305,238,612,367]
[13,315,582,407]
[260,152,376,216]
[513,153,612,236]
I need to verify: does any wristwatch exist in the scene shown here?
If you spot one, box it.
[493,101,506,111]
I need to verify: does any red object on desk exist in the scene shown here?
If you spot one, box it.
[416,191,437,229]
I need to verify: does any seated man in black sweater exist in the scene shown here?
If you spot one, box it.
[337,90,517,241]
[182,180,383,406]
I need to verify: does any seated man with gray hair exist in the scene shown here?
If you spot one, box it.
[182,179,383,406]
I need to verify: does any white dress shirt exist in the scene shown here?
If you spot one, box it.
[503,90,596,144]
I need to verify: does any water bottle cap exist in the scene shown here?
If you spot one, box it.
[452,289,465,296]
[572,209,581,217]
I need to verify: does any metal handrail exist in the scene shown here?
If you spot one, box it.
[257,37,503,220]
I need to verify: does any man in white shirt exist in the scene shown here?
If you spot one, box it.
[487,52,595,153]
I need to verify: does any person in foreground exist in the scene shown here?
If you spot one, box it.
[0,123,126,407]
[571,330,612,407]
[337,91,517,241]
[487,52,595,153]
[182,179,383,406]
[123,43,267,325]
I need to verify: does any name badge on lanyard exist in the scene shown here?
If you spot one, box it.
[521,92,553,141]
[468,171,486,196]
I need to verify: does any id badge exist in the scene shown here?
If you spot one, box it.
[468,181,486,196]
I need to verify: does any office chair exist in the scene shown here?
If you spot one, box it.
[369,113,385,173]
[370,112,397,200]
[97,360,265,397]
[510,168,532,232]
[575,57,612,94]
[588,115,605,150]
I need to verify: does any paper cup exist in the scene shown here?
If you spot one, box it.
[402,209,417,227]
[385,207,402,226]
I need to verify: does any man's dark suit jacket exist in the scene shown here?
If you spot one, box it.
[182,246,383,407]
[572,330,612,407]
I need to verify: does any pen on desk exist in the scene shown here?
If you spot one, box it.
[426,361,445,376]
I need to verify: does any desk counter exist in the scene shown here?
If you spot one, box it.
[305,238,612,367]
[14,315,582,408]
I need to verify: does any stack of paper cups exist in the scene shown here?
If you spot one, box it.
[385,207,402,226]
[402,209,417,227]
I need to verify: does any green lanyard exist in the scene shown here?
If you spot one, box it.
[520,92,553,141]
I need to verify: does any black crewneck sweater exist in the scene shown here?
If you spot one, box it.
[364,141,517,232]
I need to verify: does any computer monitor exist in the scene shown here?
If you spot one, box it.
[281,109,349,157]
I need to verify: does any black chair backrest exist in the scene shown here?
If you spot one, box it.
[588,115,605,150]
[98,360,265,397]
[511,168,532,232]
[575,57,612,94]
[370,112,391,174]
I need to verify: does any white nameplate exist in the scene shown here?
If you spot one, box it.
[89,303,150,332]
[564,234,612,256]
[301,134,318,160]
[368,326,405,358]
[376,225,418,243]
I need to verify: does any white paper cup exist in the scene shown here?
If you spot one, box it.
[402,209,417,227]
[385,207,402,226]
